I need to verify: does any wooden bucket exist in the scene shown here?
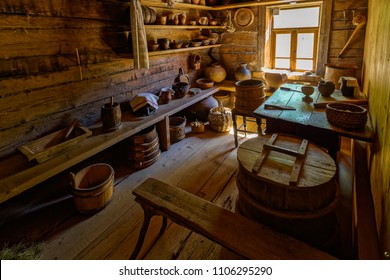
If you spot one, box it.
[169,116,186,143]
[70,163,114,213]
[236,134,339,247]
[127,125,160,168]
[324,63,358,89]
[235,79,266,114]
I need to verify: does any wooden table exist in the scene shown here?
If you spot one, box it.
[253,84,375,159]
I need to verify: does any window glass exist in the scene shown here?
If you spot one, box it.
[273,7,320,28]
[275,34,291,57]
[296,59,313,71]
[275,58,290,69]
[297,33,314,59]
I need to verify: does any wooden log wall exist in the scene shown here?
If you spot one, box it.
[328,0,368,81]
[362,0,390,260]
[0,0,209,159]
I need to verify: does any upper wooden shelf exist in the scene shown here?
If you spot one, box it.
[144,24,226,30]
[141,0,313,11]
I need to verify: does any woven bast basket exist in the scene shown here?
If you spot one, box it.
[325,102,367,129]
[208,102,233,132]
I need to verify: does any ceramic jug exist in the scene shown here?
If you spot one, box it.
[264,72,288,90]
[235,63,251,81]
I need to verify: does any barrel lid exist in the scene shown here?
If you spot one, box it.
[237,134,336,188]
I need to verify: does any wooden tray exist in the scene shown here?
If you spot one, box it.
[18,126,92,163]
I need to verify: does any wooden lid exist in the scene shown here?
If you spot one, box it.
[237,134,336,188]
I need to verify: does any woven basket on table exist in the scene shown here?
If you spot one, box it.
[208,102,233,132]
[325,102,367,129]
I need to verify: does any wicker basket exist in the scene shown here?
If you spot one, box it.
[208,102,233,132]
[325,102,367,129]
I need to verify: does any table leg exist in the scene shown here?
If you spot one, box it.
[232,110,239,147]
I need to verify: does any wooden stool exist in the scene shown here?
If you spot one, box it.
[232,108,262,147]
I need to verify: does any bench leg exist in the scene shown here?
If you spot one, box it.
[129,206,168,260]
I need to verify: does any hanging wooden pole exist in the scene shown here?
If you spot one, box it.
[75,48,83,80]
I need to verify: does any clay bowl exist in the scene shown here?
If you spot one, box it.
[190,40,202,47]
[209,38,218,45]
[148,43,159,52]
[208,19,219,26]
[170,41,182,49]
[181,41,190,48]
[196,78,214,89]
[201,39,210,46]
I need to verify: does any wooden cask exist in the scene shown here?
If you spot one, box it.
[236,134,339,248]
[127,126,160,168]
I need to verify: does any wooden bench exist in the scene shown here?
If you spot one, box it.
[130,178,337,260]
[352,140,380,259]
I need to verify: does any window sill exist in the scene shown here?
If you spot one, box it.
[253,69,321,86]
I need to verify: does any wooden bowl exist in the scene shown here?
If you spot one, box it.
[196,78,214,89]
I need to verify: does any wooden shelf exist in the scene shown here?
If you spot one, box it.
[117,44,221,59]
[141,0,313,11]
[144,24,225,30]
[141,1,214,10]
[148,44,221,56]
[0,82,237,204]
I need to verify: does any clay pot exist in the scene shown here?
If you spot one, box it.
[189,96,218,121]
[235,63,251,81]
[318,79,335,97]
[179,12,187,25]
[157,38,170,50]
[205,63,227,83]
[156,14,167,25]
[158,87,174,104]
[264,72,288,90]
[172,82,190,99]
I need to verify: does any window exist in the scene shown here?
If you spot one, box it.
[271,6,320,72]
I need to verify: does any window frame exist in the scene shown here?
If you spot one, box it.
[260,0,332,76]
[271,27,319,72]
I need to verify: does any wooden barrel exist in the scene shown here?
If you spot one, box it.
[127,125,160,168]
[169,116,186,143]
[235,79,266,114]
[324,63,358,89]
[236,134,339,248]
[70,163,114,213]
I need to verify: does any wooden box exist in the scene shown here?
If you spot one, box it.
[18,126,92,163]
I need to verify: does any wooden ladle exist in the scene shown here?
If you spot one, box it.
[338,15,367,58]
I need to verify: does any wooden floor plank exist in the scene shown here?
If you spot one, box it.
[0,117,352,260]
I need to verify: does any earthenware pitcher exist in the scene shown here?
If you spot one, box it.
[235,63,251,81]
